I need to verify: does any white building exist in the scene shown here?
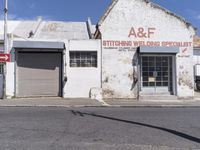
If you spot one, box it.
[0,19,101,98]
[0,0,198,101]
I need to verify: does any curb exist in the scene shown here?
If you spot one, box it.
[1,99,200,108]
[1,104,200,108]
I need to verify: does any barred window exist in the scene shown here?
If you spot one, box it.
[70,51,97,67]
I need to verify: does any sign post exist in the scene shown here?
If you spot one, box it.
[3,0,8,99]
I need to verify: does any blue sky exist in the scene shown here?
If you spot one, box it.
[0,0,200,35]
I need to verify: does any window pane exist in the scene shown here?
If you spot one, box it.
[156,67,161,71]
[143,82,148,86]
[156,82,162,86]
[156,57,162,61]
[149,72,153,76]
[163,82,168,86]
[162,57,168,62]
[149,57,154,61]
[156,77,161,81]
[149,67,154,71]
[149,82,155,86]
[156,61,162,67]
[163,77,168,81]
[142,62,148,66]
[142,57,148,61]
[142,67,148,71]
[149,61,155,66]
[163,67,168,71]
[143,77,148,82]
[142,72,148,76]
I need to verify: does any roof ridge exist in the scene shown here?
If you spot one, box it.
[97,0,196,32]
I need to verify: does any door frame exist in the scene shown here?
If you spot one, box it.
[139,54,176,95]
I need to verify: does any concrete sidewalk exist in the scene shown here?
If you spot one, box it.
[104,99,200,107]
[0,98,103,107]
[1,97,200,107]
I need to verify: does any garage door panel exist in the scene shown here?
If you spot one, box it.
[17,52,62,97]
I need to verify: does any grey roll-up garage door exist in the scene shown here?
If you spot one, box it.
[17,51,62,97]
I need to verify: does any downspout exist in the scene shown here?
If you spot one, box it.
[96,25,103,89]
[137,47,140,100]
[86,17,93,39]
[28,16,43,38]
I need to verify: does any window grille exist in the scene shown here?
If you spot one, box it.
[70,51,97,67]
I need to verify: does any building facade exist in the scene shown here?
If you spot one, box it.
[0,20,101,98]
[0,0,198,100]
[95,0,195,99]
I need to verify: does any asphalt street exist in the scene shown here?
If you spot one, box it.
[0,107,200,150]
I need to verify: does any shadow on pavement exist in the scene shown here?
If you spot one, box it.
[70,110,200,144]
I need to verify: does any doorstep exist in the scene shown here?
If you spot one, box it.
[139,94,178,101]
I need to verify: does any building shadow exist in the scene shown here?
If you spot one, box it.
[70,110,200,144]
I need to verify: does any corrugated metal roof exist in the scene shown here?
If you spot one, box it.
[0,20,90,40]
[13,21,38,38]
[34,21,89,40]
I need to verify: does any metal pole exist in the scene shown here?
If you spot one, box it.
[3,0,8,99]
[4,0,8,53]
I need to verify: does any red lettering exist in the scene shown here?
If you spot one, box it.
[148,28,156,38]
[137,28,147,38]
[128,27,137,38]
[129,27,156,39]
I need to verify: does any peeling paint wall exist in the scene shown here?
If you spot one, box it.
[102,49,139,99]
[99,0,195,99]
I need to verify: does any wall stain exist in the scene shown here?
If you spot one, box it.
[103,77,109,83]
[42,23,63,32]
[103,89,115,97]
[178,71,193,89]
[118,58,132,65]
[128,72,133,80]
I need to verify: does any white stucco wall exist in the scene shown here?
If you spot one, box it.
[0,21,20,35]
[99,0,195,99]
[63,40,101,98]
[6,62,15,98]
